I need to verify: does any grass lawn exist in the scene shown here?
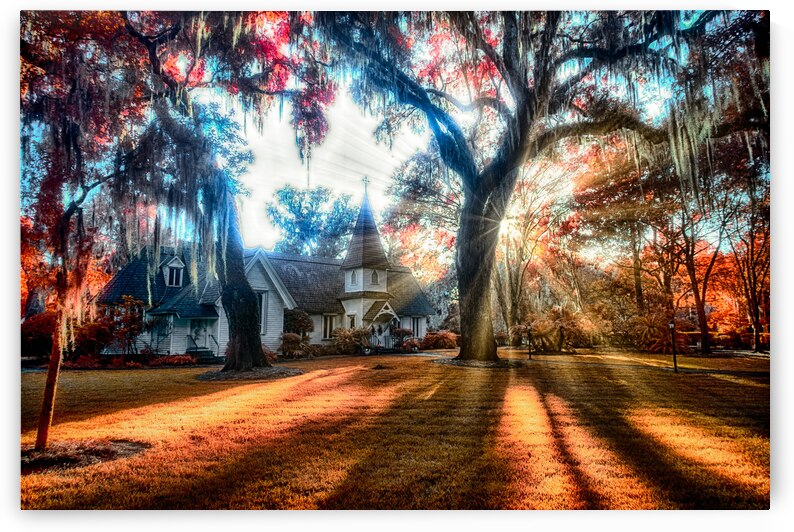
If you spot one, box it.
[20,349,769,510]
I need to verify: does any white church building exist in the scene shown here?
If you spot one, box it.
[97,192,435,358]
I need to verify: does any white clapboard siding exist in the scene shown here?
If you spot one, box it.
[216,304,229,355]
[307,314,335,344]
[169,318,191,354]
[212,260,288,353]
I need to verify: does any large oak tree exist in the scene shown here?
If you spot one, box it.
[315,11,767,361]
[21,10,335,448]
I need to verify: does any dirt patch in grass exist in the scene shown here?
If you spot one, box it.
[22,439,150,475]
[196,365,303,382]
[433,358,525,369]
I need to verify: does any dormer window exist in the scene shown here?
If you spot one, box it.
[167,266,183,287]
[371,270,379,285]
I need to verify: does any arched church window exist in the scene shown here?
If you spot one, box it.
[351,270,357,285]
[371,270,379,284]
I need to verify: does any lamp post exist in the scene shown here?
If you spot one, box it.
[749,324,756,352]
[527,329,532,360]
[669,320,678,373]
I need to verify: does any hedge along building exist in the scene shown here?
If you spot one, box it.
[97,191,434,358]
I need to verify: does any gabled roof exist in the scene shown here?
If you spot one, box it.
[98,244,436,319]
[363,300,398,323]
[147,277,219,319]
[341,192,391,270]
[97,247,191,308]
[265,251,345,314]
[387,267,437,317]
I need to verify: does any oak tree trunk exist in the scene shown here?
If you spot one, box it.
[454,196,502,362]
[218,198,268,371]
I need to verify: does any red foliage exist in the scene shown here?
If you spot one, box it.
[21,311,58,358]
[147,355,198,367]
[61,356,103,369]
[421,330,458,350]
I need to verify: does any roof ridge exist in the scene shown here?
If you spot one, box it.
[265,251,343,265]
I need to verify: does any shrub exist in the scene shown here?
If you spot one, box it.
[312,344,340,356]
[401,337,421,353]
[421,330,458,350]
[494,330,509,346]
[73,318,116,359]
[630,315,689,354]
[108,296,145,356]
[530,318,558,352]
[262,345,278,364]
[279,332,306,358]
[283,309,314,339]
[21,311,57,358]
[147,355,198,367]
[61,355,102,369]
[508,324,530,347]
[391,328,413,340]
[332,327,371,355]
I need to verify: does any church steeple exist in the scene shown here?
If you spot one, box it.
[341,186,390,270]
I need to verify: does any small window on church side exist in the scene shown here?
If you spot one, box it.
[371,270,379,285]
[167,266,182,287]
[351,270,357,285]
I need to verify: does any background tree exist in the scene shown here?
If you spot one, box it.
[383,147,460,327]
[266,185,357,257]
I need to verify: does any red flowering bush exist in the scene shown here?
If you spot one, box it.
[421,330,458,350]
[147,355,198,367]
[401,338,421,353]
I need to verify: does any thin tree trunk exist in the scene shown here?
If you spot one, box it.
[685,257,711,354]
[218,196,267,371]
[630,222,645,313]
[35,308,62,450]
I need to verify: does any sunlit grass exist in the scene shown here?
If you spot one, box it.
[20,350,769,509]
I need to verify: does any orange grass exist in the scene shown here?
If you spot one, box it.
[20,351,769,509]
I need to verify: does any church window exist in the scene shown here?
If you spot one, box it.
[411,317,422,337]
[351,270,357,285]
[322,315,335,339]
[256,291,269,334]
[167,266,182,287]
[371,270,379,285]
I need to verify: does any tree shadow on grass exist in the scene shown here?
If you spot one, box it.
[315,369,514,509]
[528,362,769,509]
[21,369,265,433]
[33,364,515,509]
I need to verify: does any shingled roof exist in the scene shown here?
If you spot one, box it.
[341,192,391,270]
[99,245,435,319]
[97,247,192,309]
[265,252,346,314]
[387,267,437,316]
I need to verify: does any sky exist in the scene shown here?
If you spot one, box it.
[234,92,429,250]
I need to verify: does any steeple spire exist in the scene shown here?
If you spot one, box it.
[341,185,390,270]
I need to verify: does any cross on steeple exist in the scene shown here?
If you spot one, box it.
[362,175,370,194]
